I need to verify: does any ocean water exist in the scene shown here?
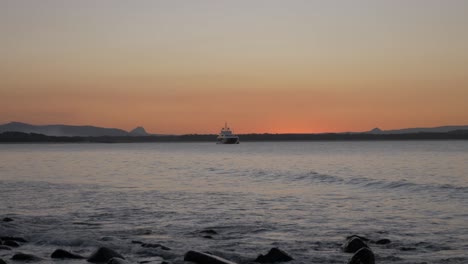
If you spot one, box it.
[0,141,467,264]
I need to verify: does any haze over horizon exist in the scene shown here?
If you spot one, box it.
[1,1,467,134]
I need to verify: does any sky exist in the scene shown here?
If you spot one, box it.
[1,0,467,134]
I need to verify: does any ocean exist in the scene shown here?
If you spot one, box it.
[1,141,467,264]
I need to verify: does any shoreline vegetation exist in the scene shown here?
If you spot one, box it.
[1,131,468,143]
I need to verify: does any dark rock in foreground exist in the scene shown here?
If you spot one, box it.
[87,247,125,263]
[400,247,416,251]
[3,240,20,248]
[0,258,6,264]
[375,239,391,245]
[141,243,171,250]
[347,247,375,264]
[255,248,294,263]
[108,257,130,264]
[184,250,237,264]
[343,237,368,253]
[0,236,27,243]
[0,245,12,250]
[200,229,218,235]
[2,217,13,222]
[51,249,85,259]
[11,253,42,261]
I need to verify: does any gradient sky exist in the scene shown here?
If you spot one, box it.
[1,0,467,134]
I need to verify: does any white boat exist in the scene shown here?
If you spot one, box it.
[216,123,239,144]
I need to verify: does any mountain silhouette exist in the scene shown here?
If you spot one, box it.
[368,127,383,134]
[129,126,149,136]
[0,122,131,137]
[366,125,468,134]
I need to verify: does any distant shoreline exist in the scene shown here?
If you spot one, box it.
[1,131,468,143]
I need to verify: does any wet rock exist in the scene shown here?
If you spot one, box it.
[101,237,117,241]
[203,235,213,239]
[0,245,12,250]
[0,259,6,264]
[200,229,218,235]
[108,257,130,264]
[141,243,171,251]
[0,237,27,243]
[87,247,125,263]
[11,253,42,261]
[347,247,375,264]
[3,240,20,248]
[343,237,368,253]
[184,250,237,264]
[51,249,85,259]
[254,248,294,263]
[375,239,391,245]
[2,217,13,222]
[400,247,416,251]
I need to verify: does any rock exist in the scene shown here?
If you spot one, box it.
[87,247,125,263]
[100,237,117,241]
[343,237,368,253]
[131,240,144,244]
[108,257,130,264]
[0,258,6,264]
[347,247,375,264]
[375,239,391,245]
[141,243,171,250]
[3,240,20,248]
[0,245,12,250]
[184,250,237,264]
[0,237,27,243]
[200,229,218,235]
[2,217,13,222]
[400,247,416,251]
[203,235,213,239]
[11,253,42,261]
[254,248,294,263]
[51,249,85,259]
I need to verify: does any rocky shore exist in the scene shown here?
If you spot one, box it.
[0,217,395,264]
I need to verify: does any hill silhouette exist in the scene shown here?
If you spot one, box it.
[0,122,152,137]
[1,130,468,143]
[365,125,468,134]
[2,122,468,140]
[130,126,149,136]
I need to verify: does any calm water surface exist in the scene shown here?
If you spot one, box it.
[1,141,467,264]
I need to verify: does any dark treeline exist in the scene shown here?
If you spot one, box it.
[1,130,468,143]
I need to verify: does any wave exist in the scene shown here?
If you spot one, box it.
[239,168,468,198]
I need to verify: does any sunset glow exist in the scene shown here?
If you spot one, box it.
[1,1,467,134]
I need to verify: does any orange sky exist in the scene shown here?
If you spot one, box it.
[1,1,467,134]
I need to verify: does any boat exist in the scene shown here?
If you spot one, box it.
[216,123,240,144]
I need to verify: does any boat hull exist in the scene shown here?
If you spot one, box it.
[217,137,239,144]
